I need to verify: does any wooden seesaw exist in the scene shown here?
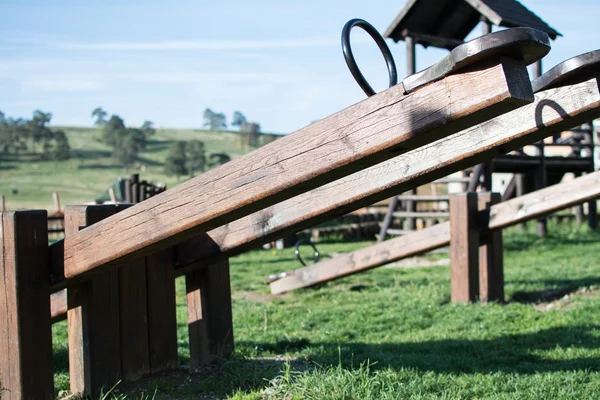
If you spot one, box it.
[0,25,566,399]
[267,49,600,297]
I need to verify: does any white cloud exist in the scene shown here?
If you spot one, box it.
[21,78,104,93]
[52,36,342,51]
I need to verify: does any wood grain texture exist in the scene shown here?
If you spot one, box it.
[51,290,67,323]
[488,169,600,230]
[478,193,504,303]
[0,210,54,400]
[118,257,150,381]
[66,205,121,396]
[450,193,480,303]
[64,59,533,280]
[145,248,178,373]
[186,259,234,367]
[270,221,450,295]
[174,77,600,278]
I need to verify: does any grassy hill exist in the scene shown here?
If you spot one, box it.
[0,126,279,210]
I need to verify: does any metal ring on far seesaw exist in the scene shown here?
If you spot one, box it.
[294,239,320,267]
[341,18,398,97]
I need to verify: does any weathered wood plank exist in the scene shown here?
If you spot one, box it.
[64,58,533,280]
[66,205,121,396]
[118,257,150,381]
[51,290,68,323]
[270,221,450,294]
[450,193,479,303]
[269,170,600,294]
[0,210,54,400]
[488,170,600,230]
[175,77,600,278]
[186,259,234,367]
[145,248,178,373]
[478,193,504,303]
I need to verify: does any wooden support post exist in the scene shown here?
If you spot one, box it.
[477,193,504,303]
[0,194,5,211]
[186,259,234,367]
[450,193,479,303]
[0,210,54,400]
[378,196,399,243]
[145,248,178,373]
[124,179,133,203]
[66,205,121,396]
[589,199,598,230]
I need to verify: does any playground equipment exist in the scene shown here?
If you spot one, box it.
[1,22,599,400]
[268,50,600,296]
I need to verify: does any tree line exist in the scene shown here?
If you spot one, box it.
[91,107,155,169]
[164,140,231,180]
[0,109,71,160]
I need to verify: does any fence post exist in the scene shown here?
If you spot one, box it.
[0,210,54,400]
[186,259,234,367]
[477,192,504,303]
[450,193,479,303]
[65,205,121,396]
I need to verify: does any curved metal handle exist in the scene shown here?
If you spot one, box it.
[341,18,398,97]
[294,239,320,267]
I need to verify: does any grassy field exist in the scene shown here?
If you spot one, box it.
[49,222,600,399]
[0,126,272,210]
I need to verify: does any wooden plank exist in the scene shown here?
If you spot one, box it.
[478,193,504,303]
[145,248,178,373]
[270,222,450,294]
[0,210,54,400]
[63,58,533,280]
[269,170,600,294]
[488,170,600,230]
[66,205,121,396]
[186,259,234,367]
[118,257,150,381]
[396,195,450,201]
[173,77,600,278]
[51,290,68,323]
[450,193,479,303]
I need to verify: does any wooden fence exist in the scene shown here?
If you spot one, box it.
[2,40,600,399]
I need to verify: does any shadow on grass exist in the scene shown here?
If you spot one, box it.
[242,324,600,376]
[509,276,600,304]
[503,229,600,252]
[72,149,113,159]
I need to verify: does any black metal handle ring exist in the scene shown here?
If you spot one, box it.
[295,239,320,267]
[341,18,398,97]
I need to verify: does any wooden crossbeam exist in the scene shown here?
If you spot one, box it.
[63,58,533,281]
[270,170,600,294]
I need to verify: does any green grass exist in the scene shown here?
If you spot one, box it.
[0,126,275,210]
[50,222,600,399]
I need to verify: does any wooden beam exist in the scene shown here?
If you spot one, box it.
[0,210,54,400]
[450,193,480,303]
[173,77,600,277]
[269,170,600,294]
[478,192,504,303]
[63,58,533,281]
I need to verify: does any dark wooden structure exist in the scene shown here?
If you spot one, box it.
[378,0,566,240]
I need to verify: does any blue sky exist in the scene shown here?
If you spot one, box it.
[1,0,599,134]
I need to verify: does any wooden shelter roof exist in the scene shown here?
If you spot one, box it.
[384,0,561,49]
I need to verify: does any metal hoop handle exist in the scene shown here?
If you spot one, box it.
[294,239,320,267]
[341,18,398,97]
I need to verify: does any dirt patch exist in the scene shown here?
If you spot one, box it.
[234,290,290,304]
[533,286,599,312]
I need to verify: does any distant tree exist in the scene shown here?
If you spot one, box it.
[102,115,126,146]
[209,152,231,167]
[0,110,5,122]
[165,141,188,179]
[91,107,108,126]
[28,110,52,153]
[52,130,71,160]
[203,108,227,131]
[231,111,247,128]
[240,121,261,147]
[186,140,206,177]
[113,134,139,169]
[141,120,155,138]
